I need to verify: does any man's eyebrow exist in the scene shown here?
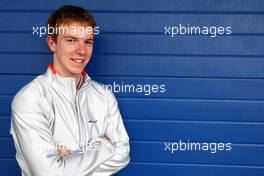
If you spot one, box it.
[63,36,94,40]
[63,36,78,39]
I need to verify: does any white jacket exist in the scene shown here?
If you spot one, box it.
[10,64,130,176]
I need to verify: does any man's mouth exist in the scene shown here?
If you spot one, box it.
[70,58,85,64]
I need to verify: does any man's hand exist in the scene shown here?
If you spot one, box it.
[57,145,71,157]
[56,136,111,157]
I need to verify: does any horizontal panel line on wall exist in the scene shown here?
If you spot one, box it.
[1,34,264,55]
[1,31,264,37]
[0,159,262,169]
[93,75,264,80]
[130,141,264,147]
[2,115,264,125]
[2,96,264,121]
[5,73,264,80]
[0,9,264,15]
[0,137,12,139]
[118,97,264,103]
[131,162,264,169]
[1,137,263,147]
[0,158,14,160]
[2,94,264,102]
[1,52,264,58]
[2,73,264,80]
[0,116,9,119]
[127,137,264,145]
[74,32,264,37]
[3,114,264,125]
[124,119,264,125]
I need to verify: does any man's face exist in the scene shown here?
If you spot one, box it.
[47,22,94,77]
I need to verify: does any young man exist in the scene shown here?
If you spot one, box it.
[10,5,130,176]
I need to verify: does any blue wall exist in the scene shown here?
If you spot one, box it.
[0,0,264,175]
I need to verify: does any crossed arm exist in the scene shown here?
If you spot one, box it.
[11,87,130,176]
[57,135,111,157]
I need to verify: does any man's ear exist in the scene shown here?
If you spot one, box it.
[46,36,56,53]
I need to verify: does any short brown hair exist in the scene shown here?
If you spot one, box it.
[47,5,96,41]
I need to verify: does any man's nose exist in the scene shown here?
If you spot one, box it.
[76,42,86,55]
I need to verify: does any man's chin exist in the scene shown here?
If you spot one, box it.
[70,69,84,76]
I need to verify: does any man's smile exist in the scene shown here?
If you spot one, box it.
[70,58,85,64]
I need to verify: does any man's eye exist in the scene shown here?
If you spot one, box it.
[85,41,93,45]
[66,39,76,43]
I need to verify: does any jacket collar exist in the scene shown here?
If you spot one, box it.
[46,64,91,102]
[48,64,87,77]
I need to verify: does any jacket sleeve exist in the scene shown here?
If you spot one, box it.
[10,84,114,176]
[91,89,130,176]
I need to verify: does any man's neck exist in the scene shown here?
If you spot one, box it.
[75,75,83,90]
[52,63,83,89]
